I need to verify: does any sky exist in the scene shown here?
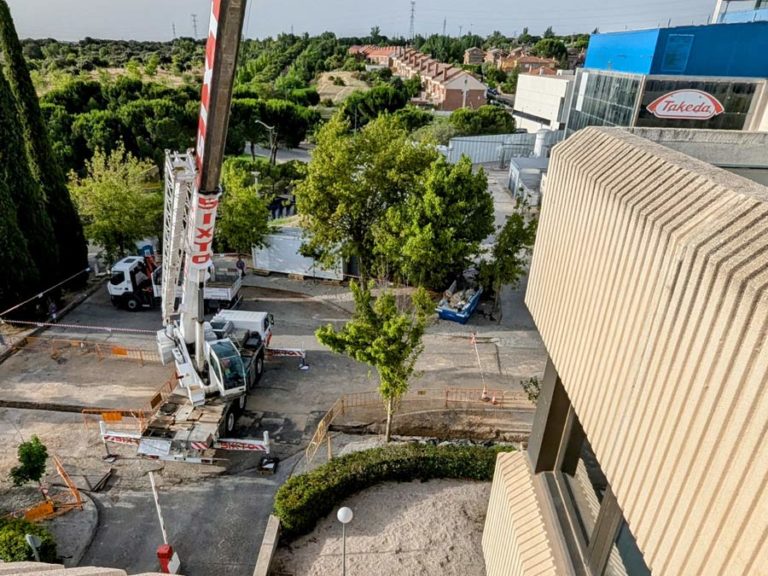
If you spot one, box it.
[6,0,715,41]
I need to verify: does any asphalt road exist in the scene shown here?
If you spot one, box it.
[81,453,300,576]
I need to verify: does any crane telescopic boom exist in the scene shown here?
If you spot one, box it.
[179,0,247,370]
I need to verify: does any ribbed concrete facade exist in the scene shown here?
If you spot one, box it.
[483,452,560,576]
[523,127,768,575]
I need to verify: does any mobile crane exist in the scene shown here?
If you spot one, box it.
[98,0,302,463]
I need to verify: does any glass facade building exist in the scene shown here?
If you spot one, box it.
[565,68,767,135]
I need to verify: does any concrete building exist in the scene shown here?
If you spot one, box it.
[566,22,768,134]
[391,47,487,111]
[482,127,768,576]
[512,71,574,132]
[464,47,485,65]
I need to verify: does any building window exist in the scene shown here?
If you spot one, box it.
[531,362,651,576]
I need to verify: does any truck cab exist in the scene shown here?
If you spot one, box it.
[108,256,158,311]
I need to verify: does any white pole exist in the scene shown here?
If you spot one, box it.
[149,471,169,545]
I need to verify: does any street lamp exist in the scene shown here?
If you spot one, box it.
[253,120,276,163]
[337,506,354,576]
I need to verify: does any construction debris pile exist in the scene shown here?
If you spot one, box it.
[439,282,479,313]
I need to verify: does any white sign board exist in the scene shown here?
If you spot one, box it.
[646,89,724,120]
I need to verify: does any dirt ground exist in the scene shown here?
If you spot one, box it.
[315,71,370,104]
[273,479,490,576]
[0,349,169,410]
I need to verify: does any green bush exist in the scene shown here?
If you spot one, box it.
[0,518,57,562]
[274,443,513,539]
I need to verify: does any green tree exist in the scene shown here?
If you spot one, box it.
[69,145,162,263]
[501,66,520,94]
[0,161,36,310]
[0,67,58,293]
[449,105,515,136]
[376,156,494,289]
[412,117,457,145]
[9,436,47,487]
[481,206,537,313]
[295,114,438,283]
[316,282,431,441]
[72,109,134,160]
[531,38,567,61]
[341,84,410,129]
[0,518,56,562]
[482,62,508,88]
[543,26,555,38]
[144,53,160,76]
[392,105,433,132]
[216,158,272,256]
[0,0,87,284]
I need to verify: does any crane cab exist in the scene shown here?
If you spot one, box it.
[206,339,247,397]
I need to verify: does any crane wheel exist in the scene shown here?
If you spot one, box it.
[225,410,236,435]
[125,296,140,312]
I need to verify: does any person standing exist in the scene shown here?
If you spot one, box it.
[236,255,246,278]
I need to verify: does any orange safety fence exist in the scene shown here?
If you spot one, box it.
[18,336,161,365]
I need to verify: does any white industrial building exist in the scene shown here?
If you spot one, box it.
[512,71,574,132]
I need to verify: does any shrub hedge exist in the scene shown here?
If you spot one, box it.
[0,517,57,562]
[274,443,513,539]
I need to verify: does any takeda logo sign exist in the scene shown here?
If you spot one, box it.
[647,89,724,120]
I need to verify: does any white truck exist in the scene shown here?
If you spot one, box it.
[98,0,304,463]
[107,255,242,312]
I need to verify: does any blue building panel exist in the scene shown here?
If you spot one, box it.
[586,22,768,78]
[584,29,659,74]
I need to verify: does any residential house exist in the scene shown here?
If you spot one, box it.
[484,48,507,67]
[391,47,487,111]
[463,47,485,65]
[347,45,399,67]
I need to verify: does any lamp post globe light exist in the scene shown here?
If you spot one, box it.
[337,506,354,576]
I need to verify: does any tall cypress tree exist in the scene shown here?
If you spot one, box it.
[0,174,37,310]
[0,0,87,282]
[0,70,37,309]
[0,66,58,289]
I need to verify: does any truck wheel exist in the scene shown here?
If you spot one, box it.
[254,354,264,383]
[125,296,140,312]
[237,394,246,412]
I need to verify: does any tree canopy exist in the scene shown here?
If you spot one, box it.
[295,114,438,283]
[215,158,272,255]
[9,435,47,487]
[449,105,516,136]
[69,145,162,263]
[0,0,87,287]
[376,156,494,288]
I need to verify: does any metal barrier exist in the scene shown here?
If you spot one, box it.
[304,398,345,465]
[82,369,179,435]
[304,387,521,467]
[17,336,161,365]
